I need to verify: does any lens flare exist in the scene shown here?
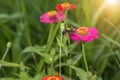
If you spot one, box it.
[105,0,118,5]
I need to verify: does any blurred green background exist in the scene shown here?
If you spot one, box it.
[0,0,120,80]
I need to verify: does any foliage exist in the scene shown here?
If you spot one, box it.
[0,0,120,80]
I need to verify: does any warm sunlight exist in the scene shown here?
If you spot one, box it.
[105,0,118,6]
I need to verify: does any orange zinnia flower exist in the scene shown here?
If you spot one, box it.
[56,2,75,12]
[42,75,63,80]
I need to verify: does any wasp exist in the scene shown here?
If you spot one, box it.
[62,28,74,35]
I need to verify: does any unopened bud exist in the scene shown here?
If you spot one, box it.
[60,23,65,32]
[7,42,12,48]
[50,57,53,62]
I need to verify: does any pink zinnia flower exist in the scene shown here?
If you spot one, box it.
[69,27,98,43]
[56,2,75,12]
[42,75,63,80]
[40,10,65,24]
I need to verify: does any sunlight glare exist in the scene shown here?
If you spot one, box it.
[105,0,118,6]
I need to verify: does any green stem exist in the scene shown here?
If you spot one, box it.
[82,0,91,25]
[1,48,9,61]
[82,42,88,72]
[37,59,44,73]
[21,0,38,67]
[64,10,68,27]
[92,2,106,26]
[47,24,54,42]
[0,47,10,69]
[108,45,120,68]
[21,0,31,45]
[103,18,120,34]
[45,23,60,54]
[59,26,63,77]
[69,55,72,80]
[68,36,72,80]
[51,57,54,75]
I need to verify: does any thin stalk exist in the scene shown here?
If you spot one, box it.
[69,54,72,80]
[101,34,120,48]
[51,58,54,75]
[20,0,31,45]
[68,36,72,80]
[82,42,88,72]
[103,18,120,34]
[31,53,38,66]
[108,45,120,68]
[0,47,10,69]
[38,15,58,72]
[45,23,60,54]
[47,24,54,42]
[82,0,91,25]
[1,48,9,61]
[37,59,44,73]
[64,10,68,27]
[92,3,106,26]
[59,26,63,77]
[20,0,38,67]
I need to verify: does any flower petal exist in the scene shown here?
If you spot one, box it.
[69,27,98,43]
[40,11,65,24]
[42,76,49,80]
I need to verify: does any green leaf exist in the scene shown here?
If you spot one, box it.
[0,78,16,80]
[101,34,120,48]
[72,53,82,65]
[34,73,45,80]
[0,14,10,19]
[91,3,106,26]
[11,12,23,19]
[22,46,51,64]
[0,61,29,69]
[57,37,63,47]
[112,72,120,80]
[19,72,29,80]
[62,35,69,56]
[71,66,99,80]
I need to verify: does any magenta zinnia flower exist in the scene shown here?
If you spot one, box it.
[40,10,65,24]
[70,27,98,43]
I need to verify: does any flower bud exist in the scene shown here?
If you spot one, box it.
[60,23,65,32]
[7,42,12,48]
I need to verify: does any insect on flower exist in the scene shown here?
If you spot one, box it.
[62,27,74,35]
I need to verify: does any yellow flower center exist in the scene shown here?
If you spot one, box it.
[47,76,59,80]
[77,27,88,36]
[47,11,57,17]
[61,2,70,10]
